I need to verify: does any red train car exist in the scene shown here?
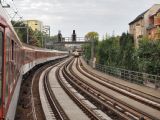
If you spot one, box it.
[0,5,68,120]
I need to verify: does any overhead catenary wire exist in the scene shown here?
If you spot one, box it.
[1,0,23,21]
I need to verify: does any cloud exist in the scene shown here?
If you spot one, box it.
[10,0,160,37]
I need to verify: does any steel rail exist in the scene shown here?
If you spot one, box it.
[77,58,160,111]
[79,58,160,104]
[31,61,58,120]
[63,58,130,120]
[74,58,159,120]
[43,61,70,120]
[69,58,157,120]
[56,58,102,120]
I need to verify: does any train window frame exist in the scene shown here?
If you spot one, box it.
[0,31,3,105]
[5,35,10,106]
[11,40,14,61]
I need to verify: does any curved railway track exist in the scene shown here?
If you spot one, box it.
[78,58,160,105]
[69,58,160,120]
[63,58,128,120]
[56,59,102,120]
[38,57,160,120]
[43,64,70,120]
[76,59,160,112]
[41,58,105,120]
[31,58,67,120]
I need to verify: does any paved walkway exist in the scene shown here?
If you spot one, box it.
[48,65,90,120]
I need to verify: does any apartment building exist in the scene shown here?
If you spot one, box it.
[23,20,43,31]
[147,9,160,40]
[129,4,160,47]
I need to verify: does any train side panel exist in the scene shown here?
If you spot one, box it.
[0,6,68,120]
[6,49,68,120]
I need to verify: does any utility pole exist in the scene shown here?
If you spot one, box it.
[27,27,29,44]
[26,20,29,44]
[41,32,44,47]
[91,38,94,60]
[91,38,94,66]
[91,37,96,68]
[49,26,50,38]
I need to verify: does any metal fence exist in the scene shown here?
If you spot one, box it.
[83,57,160,89]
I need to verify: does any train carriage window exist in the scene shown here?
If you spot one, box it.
[0,31,3,104]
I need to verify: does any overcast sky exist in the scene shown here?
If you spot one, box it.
[8,0,160,37]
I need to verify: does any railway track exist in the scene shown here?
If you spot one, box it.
[31,57,67,120]
[68,58,160,120]
[39,58,97,120]
[77,59,160,112]
[43,65,70,120]
[78,58,160,106]
[56,59,102,120]
[63,58,128,120]
[37,57,160,120]
[16,58,67,120]
[40,57,114,120]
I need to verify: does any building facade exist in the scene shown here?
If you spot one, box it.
[147,9,160,40]
[23,20,43,31]
[129,4,160,47]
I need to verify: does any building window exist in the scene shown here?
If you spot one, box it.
[136,23,140,26]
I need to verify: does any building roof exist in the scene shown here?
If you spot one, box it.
[129,9,149,25]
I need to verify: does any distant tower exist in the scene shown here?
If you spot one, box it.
[58,30,62,42]
[72,30,76,42]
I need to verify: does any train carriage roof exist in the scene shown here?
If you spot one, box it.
[22,43,68,53]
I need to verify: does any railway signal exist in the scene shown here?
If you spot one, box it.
[58,30,62,42]
[72,30,76,42]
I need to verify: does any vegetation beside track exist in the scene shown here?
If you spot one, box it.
[83,32,160,75]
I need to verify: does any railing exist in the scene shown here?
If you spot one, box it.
[63,37,85,42]
[83,57,160,89]
[52,37,91,44]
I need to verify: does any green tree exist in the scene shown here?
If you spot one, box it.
[28,30,42,47]
[11,21,28,43]
[97,36,119,66]
[12,21,45,47]
[50,35,58,42]
[85,31,99,41]
[138,39,160,74]
[118,33,138,70]
[83,32,99,60]
[84,31,160,75]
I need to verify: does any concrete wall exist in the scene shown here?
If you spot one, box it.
[129,19,144,47]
